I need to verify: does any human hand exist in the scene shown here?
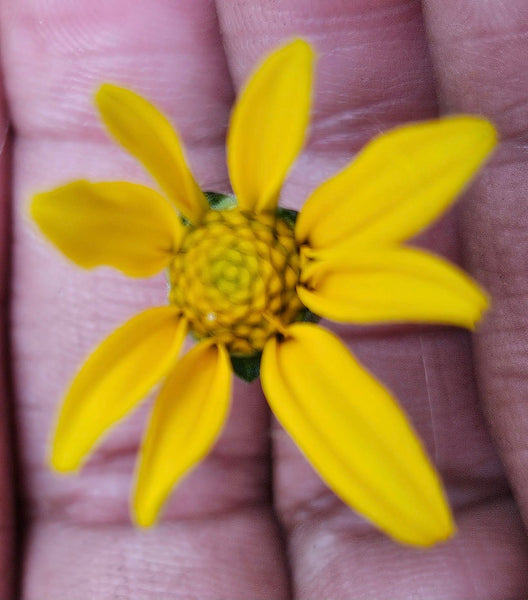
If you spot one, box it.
[1,0,528,598]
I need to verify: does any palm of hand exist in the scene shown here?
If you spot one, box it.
[0,1,527,598]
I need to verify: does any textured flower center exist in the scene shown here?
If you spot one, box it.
[169,208,303,354]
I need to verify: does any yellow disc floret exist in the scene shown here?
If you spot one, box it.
[169,208,304,354]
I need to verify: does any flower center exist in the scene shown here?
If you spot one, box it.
[169,208,304,354]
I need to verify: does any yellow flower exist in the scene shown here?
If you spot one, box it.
[31,39,496,547]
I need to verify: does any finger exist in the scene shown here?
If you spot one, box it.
[0,72,15,600]
[423,0,528,535]
[2,0,288,597]
[216,0,525,596]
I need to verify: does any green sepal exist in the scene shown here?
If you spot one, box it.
[204,191,237,211]
[277,207,299,227]
[298,307,321,324]
[230,352,262,383]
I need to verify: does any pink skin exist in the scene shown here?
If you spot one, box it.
[0,73,14,600]
[0,0,527,597]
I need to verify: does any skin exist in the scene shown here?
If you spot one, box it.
[0,0,527,597]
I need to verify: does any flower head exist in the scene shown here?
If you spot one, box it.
[169,207,303,354]
[31,39,496,546]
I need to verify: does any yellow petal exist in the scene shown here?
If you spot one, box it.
[227,39,314,213]
[261,324,454,546]
[133,341,231,527]
[299,246,488,328]
[51,307,187,472]
[296,116,497,248]
[32,181,183,277]
[95,84,208,222]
